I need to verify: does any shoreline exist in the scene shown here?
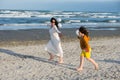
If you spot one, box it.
[0,28,120,46]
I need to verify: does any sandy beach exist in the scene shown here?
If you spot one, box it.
[0,29,120,80]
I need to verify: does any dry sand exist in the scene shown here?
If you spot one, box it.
[0,37,120,80]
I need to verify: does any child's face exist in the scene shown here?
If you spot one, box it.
[79,32,84,37]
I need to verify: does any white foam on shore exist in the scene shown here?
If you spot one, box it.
[90,28,117,30]
[0,10,120,19]
[0,23,120,30]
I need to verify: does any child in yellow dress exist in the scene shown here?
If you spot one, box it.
[76,26,98,71]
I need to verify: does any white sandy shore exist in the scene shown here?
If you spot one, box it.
[0,37,120,80]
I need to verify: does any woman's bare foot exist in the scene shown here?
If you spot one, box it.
[48,53,54,61]
[48,57,54,61]
[48,58,52,61]
[58,57,63,64]
[48,56,54,61]
[58,60,64,64]
[76,68,83,71]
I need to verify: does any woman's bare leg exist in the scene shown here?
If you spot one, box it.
[48,53,54,61]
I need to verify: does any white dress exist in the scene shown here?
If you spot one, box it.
[45,25,63,57]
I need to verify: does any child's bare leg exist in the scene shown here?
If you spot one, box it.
[48,53,54,61]
[77,56,84,71]
[86,58,98,70]
[58,56,63,63]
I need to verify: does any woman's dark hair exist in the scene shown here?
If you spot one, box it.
[50,17,59,29]
[79,26,89,37]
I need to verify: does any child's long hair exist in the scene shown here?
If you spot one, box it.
[50,17,59,29]
[79,26,89,37]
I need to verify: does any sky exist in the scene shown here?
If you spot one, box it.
[0,0,120,12]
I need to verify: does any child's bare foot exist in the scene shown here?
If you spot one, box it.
[95,64,99,70]
[76,68,83,71]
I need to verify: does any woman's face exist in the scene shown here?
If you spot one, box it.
[51,19,55,27]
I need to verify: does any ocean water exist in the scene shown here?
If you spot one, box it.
[0,10,120,30]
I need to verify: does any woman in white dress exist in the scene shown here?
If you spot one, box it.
[45,17,63,63]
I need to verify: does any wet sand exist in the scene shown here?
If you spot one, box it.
[0,28,120,45]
